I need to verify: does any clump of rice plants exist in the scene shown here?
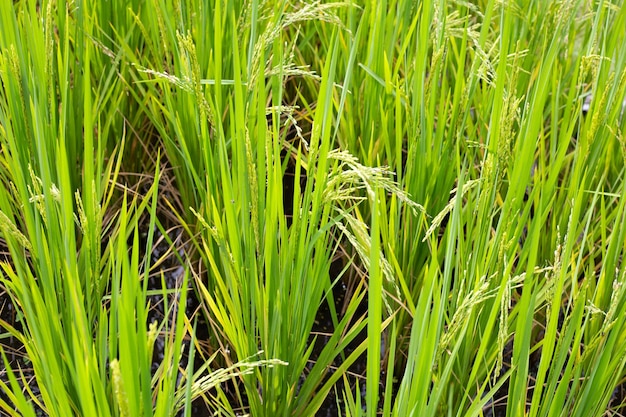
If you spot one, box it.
[1,0,626,416]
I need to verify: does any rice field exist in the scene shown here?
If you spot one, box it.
[1,0,626,416]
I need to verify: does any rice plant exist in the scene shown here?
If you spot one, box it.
[1,0,626,416]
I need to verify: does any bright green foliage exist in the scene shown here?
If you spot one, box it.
[1,0,626,416]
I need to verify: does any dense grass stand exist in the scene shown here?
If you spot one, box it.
[1,1,626,416]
